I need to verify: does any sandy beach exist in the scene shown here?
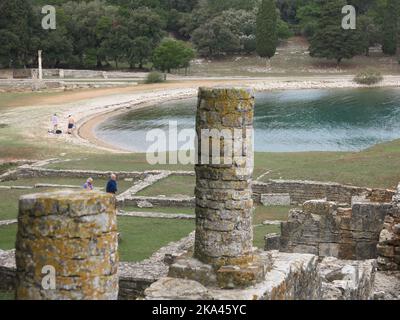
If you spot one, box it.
[4,76,400,154]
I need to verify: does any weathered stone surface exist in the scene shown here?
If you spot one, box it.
[280,199,392,260]
[145,251,322,300]
[145,277,213,300]
[168,257,217,287]
[15,190,119,300]
[318,257,376,300]
[137,200,154,208]
[0,250,16,292]
[260,193,291,206]
[122,195,195,208]
[373,271,400,300]
[376,184,400,271]
[252,179,394,206]
[194,87,255,268]
[264,234,281,251]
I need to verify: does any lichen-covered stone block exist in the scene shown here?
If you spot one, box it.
[15,190,119,300]
[194,88,255,268]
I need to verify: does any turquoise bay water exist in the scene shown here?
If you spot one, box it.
[96,88,400,152]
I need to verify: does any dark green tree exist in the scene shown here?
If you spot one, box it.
[382,0,399,55]
[192,16,241,57]
[357,15,381,56]
[309,0,364,64]
[0,0,36,67]
[256,0,278,63]
[152,38,195,73]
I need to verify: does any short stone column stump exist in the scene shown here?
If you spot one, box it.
[15,190,119,300]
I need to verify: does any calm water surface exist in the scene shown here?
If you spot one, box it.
[96,88,400,152]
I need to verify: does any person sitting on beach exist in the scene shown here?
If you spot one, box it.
[67,115,75,134]
[83,178,94,191]
[51,113,59,133]
[106,174,118,194]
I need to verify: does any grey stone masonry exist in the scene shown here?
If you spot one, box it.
[252,180,395,205]
[194,87,255,267]
[278,198,393,260]
[15,191,119,300]
[377,183,400,271]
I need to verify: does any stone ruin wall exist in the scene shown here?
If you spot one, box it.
[253,179,395,206]
[377,185,400,271]
[267,184,400,272]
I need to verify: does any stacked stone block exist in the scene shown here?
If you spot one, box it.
[377,184,400,271]
[194,87,255,268]
[252,180,395,205]
[166,87,270,289]
[15,191,119,300]
[277,199,392,260]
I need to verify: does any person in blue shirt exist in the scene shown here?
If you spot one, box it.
[106,174,118,194]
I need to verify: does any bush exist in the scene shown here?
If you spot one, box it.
[145,72,165,84]
[354,70,383,85]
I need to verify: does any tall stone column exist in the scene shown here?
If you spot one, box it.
[15,191,119,300]
[194,87,255,267]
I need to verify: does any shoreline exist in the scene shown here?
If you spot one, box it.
[76,77,400,153]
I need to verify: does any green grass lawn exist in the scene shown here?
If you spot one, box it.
[0,190,33,220]
[253,205,293,224]
[0,224,17,250]
[0,214,280,261]
[122,206,195,215]
[122,205,291,222]
[41,137,400,190]
[0,177,134,193]
[136,175,195,197]
[0,291,14,300]
[253,224,280,249]
[117,217,194,262]
[0,178,134,220]
[254,139,400,189]
[46,152,193,172]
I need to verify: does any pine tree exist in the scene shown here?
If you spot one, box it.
[256,0,278,63]
[309,0,364,64]
[382,0,399,55]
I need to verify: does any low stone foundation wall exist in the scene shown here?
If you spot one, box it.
[274,199,393,260]
[121,196,195,208]
[377,184,400,271]
[253,180,395,205]
[144,251,377,300]
[2,167,158,181]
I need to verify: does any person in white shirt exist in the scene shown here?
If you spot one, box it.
[51,113,59,133]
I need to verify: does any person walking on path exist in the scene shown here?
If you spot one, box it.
[106,174,118,194]
[67,115,75,134]
[83,177,94,191]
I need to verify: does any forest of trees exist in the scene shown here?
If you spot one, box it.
[0,0,399,69]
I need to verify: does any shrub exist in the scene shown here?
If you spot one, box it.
[145,71,165,84]
[354,70,383,85]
